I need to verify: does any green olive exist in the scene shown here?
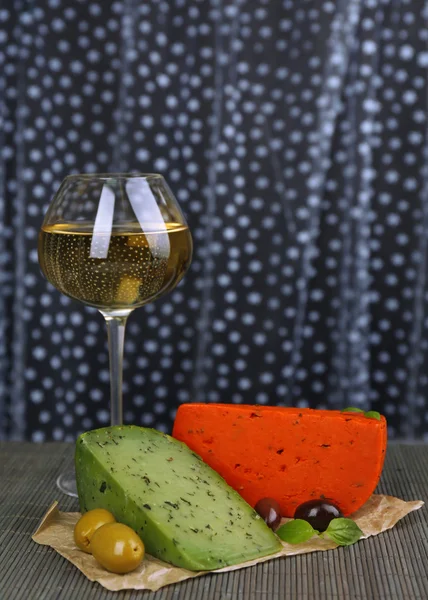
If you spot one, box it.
[90,523,145,574]
[74,508,116,553]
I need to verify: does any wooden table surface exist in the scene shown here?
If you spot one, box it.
[0,442,427,600]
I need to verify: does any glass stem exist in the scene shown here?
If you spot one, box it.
[102,312,130,427]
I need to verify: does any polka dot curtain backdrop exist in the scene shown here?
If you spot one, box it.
[1,0,427,441]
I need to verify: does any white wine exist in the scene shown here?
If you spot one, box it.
[38,222,192,309]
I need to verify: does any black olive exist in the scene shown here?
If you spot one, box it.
[254,497,282,530]
[294,499,343,532]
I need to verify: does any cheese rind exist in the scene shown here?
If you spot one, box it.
[75,426,281,570]
[172,404,387,517]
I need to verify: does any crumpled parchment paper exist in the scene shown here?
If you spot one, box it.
[32,494,423,592]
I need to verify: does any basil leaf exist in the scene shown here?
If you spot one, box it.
[342,407,382,420]
[365,411,381,420]
[323,518,363,546]
[276,519,316,544]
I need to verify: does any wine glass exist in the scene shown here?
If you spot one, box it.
[38,173,193,496]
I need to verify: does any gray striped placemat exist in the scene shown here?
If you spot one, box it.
[0,442,427,600]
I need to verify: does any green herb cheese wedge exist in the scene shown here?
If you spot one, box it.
[75,426,282,570]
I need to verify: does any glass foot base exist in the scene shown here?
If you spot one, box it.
[56,471,78,497]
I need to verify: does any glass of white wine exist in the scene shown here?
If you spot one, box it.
[38,173,193,496]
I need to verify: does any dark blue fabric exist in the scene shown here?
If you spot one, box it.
[1,0,427,440]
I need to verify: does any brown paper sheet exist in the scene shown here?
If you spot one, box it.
[32,495,423,592]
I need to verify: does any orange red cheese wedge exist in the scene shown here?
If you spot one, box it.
[173,404,387,517]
